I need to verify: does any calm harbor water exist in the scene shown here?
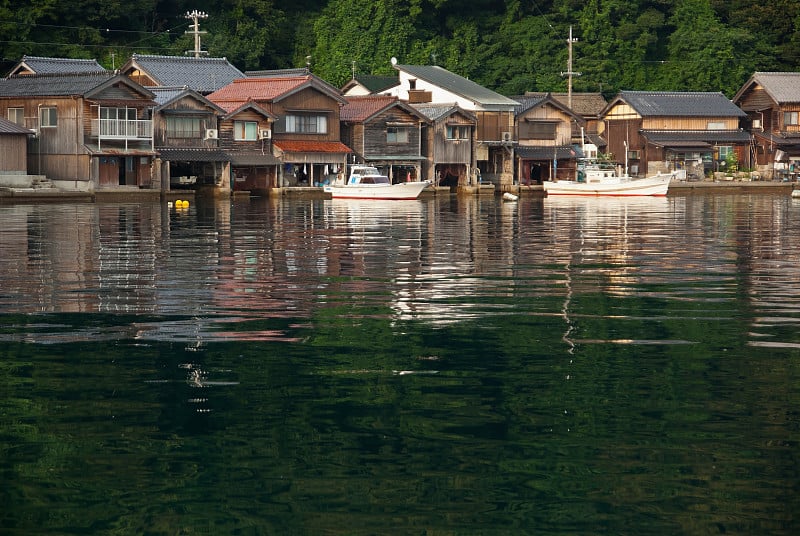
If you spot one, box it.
[1,194,798,534]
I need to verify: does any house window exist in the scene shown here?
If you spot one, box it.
[234,121,258,140]
[521,121,557,140]
[707,121,725,130]
[8,108,23,126]
[784,112,799,126]
[718,146,733,160]
[446,125,470,140]
[409,79,417,90]
[40,107,57,127]
[166,117,202,138]
[387,127,409,143]
[285,114,327,134]
[100,107,136,121]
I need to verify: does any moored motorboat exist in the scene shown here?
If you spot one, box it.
[323,166,430,200]
[543,159,673,196]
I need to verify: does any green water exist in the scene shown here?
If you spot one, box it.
[1,195,798,534]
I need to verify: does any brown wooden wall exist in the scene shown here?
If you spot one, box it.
[267,87,341,141]
[476,111,514,142]
[0,135,27,171]
[153,97,219,147]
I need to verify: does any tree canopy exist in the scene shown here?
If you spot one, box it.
[1,0,798,97]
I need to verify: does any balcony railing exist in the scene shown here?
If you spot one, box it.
[92,119,152,139]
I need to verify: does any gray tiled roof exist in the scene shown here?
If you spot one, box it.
[151,86,189,105]
[750,72,800,104]
[0,72,115,97]
[0,117,32,134]
[510,94,549,116]
[157,148,229,162]
[618,91,746,117]
[394,64,518,107]
[411,102,475,122]
[8,55,104,77]
[129,54,244,93]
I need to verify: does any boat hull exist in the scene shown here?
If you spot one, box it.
[324,181,430,200]
[543,173,672,196]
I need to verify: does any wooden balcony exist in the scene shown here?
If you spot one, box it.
[91,119,152,140]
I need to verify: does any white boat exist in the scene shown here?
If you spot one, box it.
[543,159,673,197]
[324,166,430,200]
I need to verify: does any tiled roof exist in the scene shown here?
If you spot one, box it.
[8,55,104,76]
[749,72,800,104]
[617,91,746,117]
[516,145,577,159]
[157,148,229,162]
[548,92,608,116]
[346,75,399,93]
[0,117,32,134]
[341,95,399,122]
[227,151,281,166]
[246,68,310,77]
[127,54,244,93]
[151,86,189,105]
[272,140,352,154]
[510,94,549,116]
[208,76,310,108]
[0,72,115,97]
[411,102,475,122]
[394,64,518,107]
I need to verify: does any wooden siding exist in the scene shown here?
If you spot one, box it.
[154,96,219,147]
[516,105,572,147]
[475,111,513,141]
[362,108,421,159]
[640,116,739,130]
[217,110,271,152]
[736,85,774,112]
[0,135,27,172]
[267,87,341,141]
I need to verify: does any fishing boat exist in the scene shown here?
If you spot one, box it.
[324,166,430,200]
[543,159,673,197]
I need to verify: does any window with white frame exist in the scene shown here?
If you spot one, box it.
[167,116,202,138]
[718,146,733,160]
[7,108,23,126]
[285,114,327,134]
[446,125,470,140]
[40,107,57,127]
[234,121,258,140]
[784,111,799,126]
[387,126,409,143]
[707,121,726,130]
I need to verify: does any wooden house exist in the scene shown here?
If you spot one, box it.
[5,55,104,77]
[733,72,800,178]
[120,54,244,94]
[543,92,607,153]
[411,103,476,186]
[511,93,583,184]
[388,64,518,189]
[0,72,156,190]
[207,72,351,189]
[602,91,749,178]
[151,87,231,192]
[340,95,427,182]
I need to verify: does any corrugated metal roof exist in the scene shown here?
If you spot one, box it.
[157,148,229,162]
[751,72,800,104]
[394,64,518,107]
[345,75,399,93]
[618,91,746,117]
[128,54,244,93]
[516,145,577,159]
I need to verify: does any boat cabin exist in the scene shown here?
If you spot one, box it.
[348,165,390,185]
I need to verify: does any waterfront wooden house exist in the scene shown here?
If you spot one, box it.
[207,71,351,189]
[601,91,749,178]
[733,72,800,178]
[546,92,608,152]
[387,64,518,189]
[340,95,427,182]
[0,72,156,190]
[511,93,583,183]
[411,103,476,186]
[151,87,232,192]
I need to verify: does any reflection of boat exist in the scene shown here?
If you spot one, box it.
[543,159,672,196]
[323,166,430,200]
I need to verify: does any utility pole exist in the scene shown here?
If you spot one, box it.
[185,10,208,58]
[560,26,581,109]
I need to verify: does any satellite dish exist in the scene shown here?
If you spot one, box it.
[390,57,397,66]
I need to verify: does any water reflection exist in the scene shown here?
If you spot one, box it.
[1,194,799,534]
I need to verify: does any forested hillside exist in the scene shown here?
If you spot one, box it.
[2,0,799,97]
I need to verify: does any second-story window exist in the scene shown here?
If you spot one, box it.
[8,108,23,126]
[167,117,202,138]
[285,114,327,134]
[446,125,470,140]
[784,112,799,127]
[234,121,258,140]
[40,107,57,127]
[387,127,409,143]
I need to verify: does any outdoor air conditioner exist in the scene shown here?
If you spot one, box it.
[501,131,512,142]
[205,128,218,140]
[259,129,272,140]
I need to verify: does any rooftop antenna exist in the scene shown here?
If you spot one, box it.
[560,26,581,109]
[306,55,312,71]
[184,10,208,58]
[351,60,356,79]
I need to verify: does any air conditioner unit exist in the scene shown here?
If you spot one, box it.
[501,131,512,142]
[259,129,272,140]
[205,128,218,140]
